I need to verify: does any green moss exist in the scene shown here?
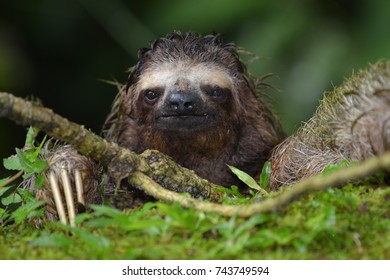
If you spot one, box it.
[1,183,389,259]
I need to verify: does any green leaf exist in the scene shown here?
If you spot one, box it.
[0,208,11,222]
[23,126,48,160]
[15,148,48,174]
[122,220,165,231]
[15,148,34,173]
[25,127,39,148]
[0,185,18,200]
[90,204,127,219]
[31,158,48,173]
[3,155,22,171]
[322,160,352,175]
[228,165,261,191]
[34,133,47,158]
[214,185,245,198]
[0,177,10,187]
[35,174,46,188]
[259,161,271,190]
[17,188,36,203]
[1,191,22,206]
[10,200,46,224]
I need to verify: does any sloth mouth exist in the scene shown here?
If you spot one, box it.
[155,113,215,132]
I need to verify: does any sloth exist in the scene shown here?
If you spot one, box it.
[102,32,285,188]
[33,31,390,224]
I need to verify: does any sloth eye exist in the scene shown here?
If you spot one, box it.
[203,86,230,102]
[143,89,162,104]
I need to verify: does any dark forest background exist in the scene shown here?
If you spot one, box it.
[1,0,389,177]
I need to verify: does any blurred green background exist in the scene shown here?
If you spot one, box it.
[1,0,389,177]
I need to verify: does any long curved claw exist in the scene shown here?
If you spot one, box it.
[48,169,85,227]
[75,169,85,206]
[60,169,76,227]
[48,171,68,225]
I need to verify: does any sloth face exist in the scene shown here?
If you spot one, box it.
[134,62,236,133]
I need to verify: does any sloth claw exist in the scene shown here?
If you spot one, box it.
[48,169,85,226]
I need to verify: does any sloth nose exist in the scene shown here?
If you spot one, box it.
[167,91,196,113]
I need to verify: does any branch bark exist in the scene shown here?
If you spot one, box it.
[1,92,390,218]
[0,92,223,202]
[131,153,390,217]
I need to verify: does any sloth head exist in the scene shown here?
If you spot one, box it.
[125,32,249,135]
[104,31,285,187]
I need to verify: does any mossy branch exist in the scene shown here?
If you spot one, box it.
[1,92,390,218]
[0,92,222,202]
[131,153,390,217]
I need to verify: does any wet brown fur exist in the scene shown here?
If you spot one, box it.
[103,31,285,188]
[269,62,390,189]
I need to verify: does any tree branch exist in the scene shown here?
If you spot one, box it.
[131,153,390,217]
[0,92,223,202]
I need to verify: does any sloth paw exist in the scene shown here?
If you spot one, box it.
[30,144,103,226]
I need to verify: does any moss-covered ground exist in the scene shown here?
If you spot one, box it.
[1,182,389,260]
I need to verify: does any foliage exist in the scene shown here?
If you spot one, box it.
[227,161,271,198]
[322,159,352,174]
[3,127,47,187]
[259,161,271,191]
[0,183,389,259]
[228,164,265,193]
[0,127,47,225]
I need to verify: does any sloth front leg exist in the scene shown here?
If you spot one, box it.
[28,144,103,226]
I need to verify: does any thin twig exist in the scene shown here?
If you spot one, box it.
[0,170,24,189]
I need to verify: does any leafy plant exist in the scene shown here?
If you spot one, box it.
[259,161,271,191]
[213,185,246,199]
[0,127,47,225]
[3,127,47,188]
[228,161,271,195]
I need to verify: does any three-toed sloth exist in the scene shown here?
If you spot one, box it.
[33,31,390,222]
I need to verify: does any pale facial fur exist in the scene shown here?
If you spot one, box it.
[136,62,234,103]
